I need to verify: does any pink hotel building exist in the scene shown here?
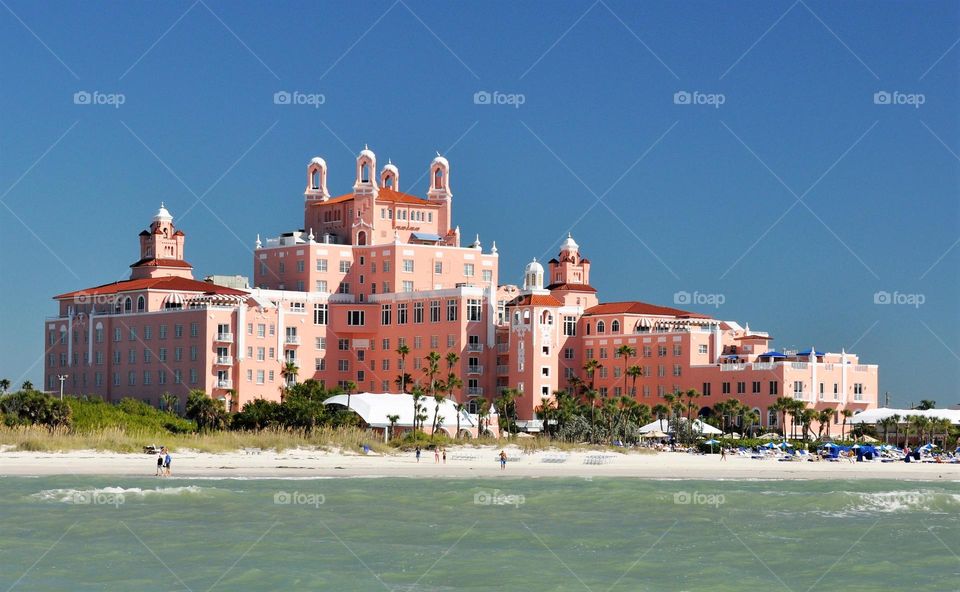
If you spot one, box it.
[44,147,878,432]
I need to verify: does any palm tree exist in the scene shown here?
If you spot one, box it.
[396,344,411,392]
[344,380,357,411]
[816,408,835,441]
[453,403,465,438]
[771,397,792,437]
[916,399,936,410]
[743,409,760,438]
[840,408,853,440]
[411,386,425,434]
[386,414,400,441]
[21,380,33,391]
[626,365,642,398]
[280,361,299,402]
[430,391,446,438]
[890,413,902,447]
[683,389,700,426]
[582,359,601,392]
[652,403,670,423]
[567,375,584,396]
[0,378,10,394]
[536,397,555,437]
[477,399,492,437]
[394,373,413,393]
[616,345,636,397]
[800,408,816,443]
[423,351,442,397]
[160,392,179,415]
[584,389,599,442]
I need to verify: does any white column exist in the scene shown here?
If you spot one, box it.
[237,304,246,360]
[67,315,73,367]
[840,349,848,404]
[810,346,817,404]
[277,304,284,361]
[712,323,721,364]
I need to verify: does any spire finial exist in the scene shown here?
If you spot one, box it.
[255,234,262,249]
[491,241,498,254]
[364,143,369,150]
[436,150,441,157]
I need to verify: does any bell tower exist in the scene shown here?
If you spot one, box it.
[131,203,192,279]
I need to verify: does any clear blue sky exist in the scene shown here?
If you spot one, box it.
[1,1,957,406]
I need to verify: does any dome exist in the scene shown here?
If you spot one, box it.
[561,232,579,251]
[524,257,544,275]
[382,162,398,174]
[432,154,449,168]
[359,147,375,161]
[310,156,326,166]
[154,202,172,222]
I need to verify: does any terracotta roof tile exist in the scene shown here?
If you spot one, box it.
[311,187,437,207]
[510,293,563,307]
[129,257,193,269]
[546,282,597,293]
[584,301,710,319]
[55,276,247,300]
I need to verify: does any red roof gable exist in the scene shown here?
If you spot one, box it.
[312,187,437,207]
[511,294,563,307]
[129,257,193,269]
[547,282,597,293]
[584,301,710,319]
[55,276,247,300]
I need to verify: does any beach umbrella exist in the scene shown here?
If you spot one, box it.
[704,438,720,453]
[851,444,861,449]
[762,442,776,449]
[821,442,838,449]
[777,441,793,449]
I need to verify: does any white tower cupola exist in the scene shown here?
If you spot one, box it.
[427,153,452,200]
[523,258,545,292]
[305,157,329,201]
[380,160,399,191]
[354,146,378,196]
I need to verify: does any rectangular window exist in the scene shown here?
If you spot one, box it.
[257,347,265,361]
[143,326,152,340]
[463,263,474,277]
[564,348,574,359]
[430,300,440,322]
[257,323,266,337]
[563,316,576,336]
[315,337,326,350]
[338,359,349,372]
[190,322,199,337]
[446,299,458,321]
[722,382,731,394]
[482,270,492,283]
[347,310,365,326]
[466,299,482,321]
[434,261,443,274]
[316,280,328,292]
[257,370,265,384]
[657,345,667,357]
[643,346,652,357]
[673,344,682,356]
[673,364,682,377]
[402,280,414,293]
[159,325,168,339]
[413,302,424,323]
[736,381,745,394]
[174,347,183,361]
[314,303,328,325]
[397,303,408,324]
[339,260,350,273]
[702,383,712,396]
[402,259,414,273]
[338,283,351,294]
[317,259,328,272]
[698,344,708,354]
[381,304,392,325]
[338,339,349,351]
[599,348,608,359]
[770,381,779,395]
[174,324,183,338]
[752,381,761,393]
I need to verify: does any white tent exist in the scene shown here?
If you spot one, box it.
[850,407,960,425]
[324,392,478,433]
[638,418,722,435]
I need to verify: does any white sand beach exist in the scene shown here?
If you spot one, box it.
[1,446,956,480]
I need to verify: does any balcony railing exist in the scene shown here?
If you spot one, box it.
[216,332,234,342]
[285,335,300,345]
[719,363,747,371]
[496,343,509,353]
[215,356,233,365]
[467,343,484,352]
[752,362,775,371]
[467,365,483,375]
[467,387,484,396]
[217,379,233,389]
[790,362,808,370]
[496,365,509,376]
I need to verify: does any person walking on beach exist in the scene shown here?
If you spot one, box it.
[434,447,440,464]
[415,446,421,463]
[720,447,727,461]
[163,448,172,476]
[499,450,507,470]
[442,448,447,464]
[156,453,164,476]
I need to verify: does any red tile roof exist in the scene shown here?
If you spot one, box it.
[547,282,597,293]
[584,301,710,319]
[129,257,193,269]
[512,294,563,307]
[735,334,772,340]
[312,187,437,207]
[55,276,247,300]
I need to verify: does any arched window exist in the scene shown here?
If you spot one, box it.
[611,320,620,333]
[434,168,443,189]
[137,296,145,312]
[523,310,530,324]
[361,164,370,183]
[384,174,394,188]
[767,408,778,426]
[124,297,132,312]
[596,321,605,334]
[356,231,367,246]
[311,170,320,189]
[540,311,553,325]
[585,323,591,335]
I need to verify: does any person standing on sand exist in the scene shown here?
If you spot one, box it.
[163,448,172,476]
[499,450,507,470]
[415,446,421,463]
[720,447,727,461]
[434,447,440,463]
[442,448,447,464]
[156,453,164,476]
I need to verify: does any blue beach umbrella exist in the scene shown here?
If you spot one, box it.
[704,438,720,453]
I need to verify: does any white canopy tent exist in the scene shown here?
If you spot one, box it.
[324,393,486,437]
[850,407,960,425]
[638,418,722,435]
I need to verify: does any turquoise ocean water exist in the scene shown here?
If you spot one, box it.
[1,476,958,591]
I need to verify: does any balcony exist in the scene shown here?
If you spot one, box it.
[496,343,509,353]
[285,335,300,345]
[467,365,483,375]
[719,363,747,372]
[284,358,300,367]
[467,343,484,352]
[497,365,509,376]
[217,379,233,389]
[215,332,234,342]
[467,387,484,396]
[215,356,233,365]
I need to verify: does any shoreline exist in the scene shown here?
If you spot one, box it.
[2,446,957,481]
